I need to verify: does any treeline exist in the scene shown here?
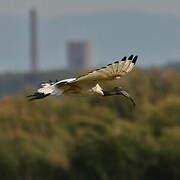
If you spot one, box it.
[0,69,78,97]
[0,67,180,180]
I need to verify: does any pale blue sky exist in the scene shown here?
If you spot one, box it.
[0,0,180,72]
[0,0,180,18]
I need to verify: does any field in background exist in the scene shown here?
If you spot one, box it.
[0,67,180,179]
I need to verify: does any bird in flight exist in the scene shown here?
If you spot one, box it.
[27,55,138,106]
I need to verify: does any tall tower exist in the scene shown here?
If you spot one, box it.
[30,8,38,73]
[67,41,92,70]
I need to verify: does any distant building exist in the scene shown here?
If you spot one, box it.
[67,41,92,70]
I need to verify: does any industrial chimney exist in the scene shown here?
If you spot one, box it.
[30,8,38,73]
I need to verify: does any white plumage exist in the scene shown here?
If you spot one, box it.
[27,55,138,106]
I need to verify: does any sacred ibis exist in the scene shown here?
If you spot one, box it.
[27,55,138,106]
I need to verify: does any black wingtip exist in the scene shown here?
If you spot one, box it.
[121,56,127,61]
[132,56,138,64]
[128,54,134,60]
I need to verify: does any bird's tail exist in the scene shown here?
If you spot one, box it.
[27,82,62,101]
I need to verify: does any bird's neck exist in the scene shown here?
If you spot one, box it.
[103,90,119,96]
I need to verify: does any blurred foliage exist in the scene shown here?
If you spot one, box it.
[0,67,180,180]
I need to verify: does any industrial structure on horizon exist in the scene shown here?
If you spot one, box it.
[67,41,92,70]
[30,8,38,73]
[29,8,92,72]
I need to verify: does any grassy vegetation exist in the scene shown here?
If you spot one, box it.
[0,67,180,179]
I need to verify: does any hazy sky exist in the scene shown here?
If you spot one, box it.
[0,0,180,18]
[0,0,180,72]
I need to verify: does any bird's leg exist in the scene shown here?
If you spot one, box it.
[27,92,51,101]
[103,87,136,107]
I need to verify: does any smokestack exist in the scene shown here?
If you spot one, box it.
[30,8,38,73]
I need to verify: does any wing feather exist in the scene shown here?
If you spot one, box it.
[69,55,138,86]
[120,55,134,75]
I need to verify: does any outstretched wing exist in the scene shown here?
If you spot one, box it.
[69,55,138,87]
[27,55,138,100]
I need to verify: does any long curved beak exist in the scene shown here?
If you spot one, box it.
[103,87,136,107]
[120,90,136,107]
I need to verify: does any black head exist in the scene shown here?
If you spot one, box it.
[112,87,123,92]
[111,87,136,107]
